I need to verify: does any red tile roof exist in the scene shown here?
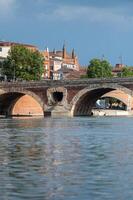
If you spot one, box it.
[0,41,37,48]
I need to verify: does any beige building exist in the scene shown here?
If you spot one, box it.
[0,41,81,80]
[0,41,37,61]
[43,44,80,79]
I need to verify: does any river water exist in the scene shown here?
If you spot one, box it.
[0,116,133,200]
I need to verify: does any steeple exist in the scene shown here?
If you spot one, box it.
[62,43,66,59]
[72,48,75,59]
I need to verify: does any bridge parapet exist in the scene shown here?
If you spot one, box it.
[0,77,133,89]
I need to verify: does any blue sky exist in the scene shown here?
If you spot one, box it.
[1,0,133,66]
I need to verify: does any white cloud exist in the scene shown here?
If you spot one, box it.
[38,5,133,26]
[0,0,17,18]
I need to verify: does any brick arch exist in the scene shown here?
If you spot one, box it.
[0,89,45,116]
[102,90,133,109]
[4,89,44,108]
[70,84,133,116]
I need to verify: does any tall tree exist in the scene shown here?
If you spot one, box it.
[87,58,112,78]
[2,45,44,81]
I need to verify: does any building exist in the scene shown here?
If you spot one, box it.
[0,41,37,62]
[0,41,39,80]
[112,63,125,77]
[42,44,80,79]
[0,41,81,80]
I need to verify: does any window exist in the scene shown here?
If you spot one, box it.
[0,47,2,52]
[50,65,53,70]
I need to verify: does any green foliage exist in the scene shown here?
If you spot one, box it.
[2,45,44,81]
[118,67,133,77]
[0,61,2,68]
[87,58,112,78]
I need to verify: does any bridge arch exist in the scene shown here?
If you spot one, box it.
[0,89,45,117]
[102,90,131,107]
[70,84,133,116]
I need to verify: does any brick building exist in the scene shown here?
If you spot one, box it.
[0,41,81,80]
[42,44,80,79]
[112,64,125,77]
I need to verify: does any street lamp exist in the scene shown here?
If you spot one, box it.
[0,61,2,76]
[12,59,15,81]
[13,66,15,81]
[11,60,16,81]
[0,60,6,81]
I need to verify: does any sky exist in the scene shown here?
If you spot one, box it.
[1,0,133,66]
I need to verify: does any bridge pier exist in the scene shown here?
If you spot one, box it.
[126,96,132,111]
[44,105,71,117]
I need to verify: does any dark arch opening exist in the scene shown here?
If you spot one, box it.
[95,97,126,110]
[73,87,130,116]
[0,92,44,117]
[53,92,63,102]
[73,88,115,116]
[0,92,24,116]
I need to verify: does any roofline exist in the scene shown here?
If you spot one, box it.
[0,41,37,48]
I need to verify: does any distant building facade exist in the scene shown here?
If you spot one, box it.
[112,63,125,77]
[0,41,38,79]
[0,41,81,80]
[42,44,80,80]
[0,41,37,62]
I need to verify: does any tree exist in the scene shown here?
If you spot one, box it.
[87,58,112,78]
[2,45,44,81]
[118,67,133,77]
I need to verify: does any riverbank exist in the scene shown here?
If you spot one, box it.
[92,109,133,116]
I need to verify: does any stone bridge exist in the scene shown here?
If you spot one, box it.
[0,77,133,117]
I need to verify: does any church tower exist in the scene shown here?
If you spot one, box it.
[62,43,66,59]
[72,48,75,59]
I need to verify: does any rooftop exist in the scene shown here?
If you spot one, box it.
[0,41,37,48]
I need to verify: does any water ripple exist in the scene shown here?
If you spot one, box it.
[0,117,133,199]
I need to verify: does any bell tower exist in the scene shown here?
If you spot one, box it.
[62,43,66,59]
[72,48,75,59]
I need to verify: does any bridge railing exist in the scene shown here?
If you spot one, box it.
[0,77,133,88]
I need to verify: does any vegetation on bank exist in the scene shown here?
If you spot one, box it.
[80,58,133,79]
[1,48,133,81]
[118,67,133,77]
[2,45,44,81]
[87,58,112,78]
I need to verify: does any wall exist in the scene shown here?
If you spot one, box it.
[92,109,133,116]
[0,46,10,58]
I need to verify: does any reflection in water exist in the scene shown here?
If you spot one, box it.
[0,117,133,199]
